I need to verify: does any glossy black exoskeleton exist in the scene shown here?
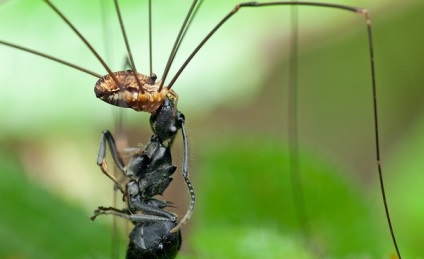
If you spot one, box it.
[126,215,182,259]
[150,97,185,143]
[91,96,194,259]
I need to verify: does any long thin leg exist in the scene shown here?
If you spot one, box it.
[131,199,177,221]
[288,2,311,247]
[160,0,205,90]
[364,11,402,258]
[98,160,126,196]
[169,2,367,88]
[91,206,172,223]
[148,0,153,75]
[159,0,200,90]
[0,40,100,78]
[44,0,123,90]
[113,0,144,94]
[98,130,126,172]
[99,2,122,257]
[165,2,401,258]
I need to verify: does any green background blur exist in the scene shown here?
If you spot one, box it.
[0,0,423,258]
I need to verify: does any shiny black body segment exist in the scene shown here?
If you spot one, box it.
[91,96,189,259]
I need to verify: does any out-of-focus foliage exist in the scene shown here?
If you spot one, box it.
[190,137,379,258]
[0,151,112,258]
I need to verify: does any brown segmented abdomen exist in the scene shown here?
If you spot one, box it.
[94,70,176,113]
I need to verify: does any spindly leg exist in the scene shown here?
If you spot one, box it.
[126,181,177,221]
[97,130,127,195]
[91,206,172,223]
[130,199,177,222]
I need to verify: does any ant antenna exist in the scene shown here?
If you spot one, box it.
[170,121,195,233]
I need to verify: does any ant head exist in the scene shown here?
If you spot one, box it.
[150,96,184,142]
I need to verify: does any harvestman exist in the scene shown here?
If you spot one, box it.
[0,0,402,258]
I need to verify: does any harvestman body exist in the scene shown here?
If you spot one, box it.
[94,71,178,113]
[0,0,403,258]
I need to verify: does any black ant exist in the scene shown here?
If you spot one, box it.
[90,94,194,258]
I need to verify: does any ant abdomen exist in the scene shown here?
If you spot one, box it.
[127,220,181,259]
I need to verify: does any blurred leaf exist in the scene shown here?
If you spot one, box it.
[190,136,383,257]
[0,151,117,259]
[381,113,424,259]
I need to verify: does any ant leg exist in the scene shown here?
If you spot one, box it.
[126,181,177,221]
[97,130,127,195]
[131,199,177,222]
[91,206,172,223]
[98,159,126,195]
[98,130,126,172]
[90,206,127,220]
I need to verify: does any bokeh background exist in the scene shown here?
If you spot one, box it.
[0,0,423,258]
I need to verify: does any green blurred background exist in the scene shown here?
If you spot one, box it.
[0,0,423,258]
